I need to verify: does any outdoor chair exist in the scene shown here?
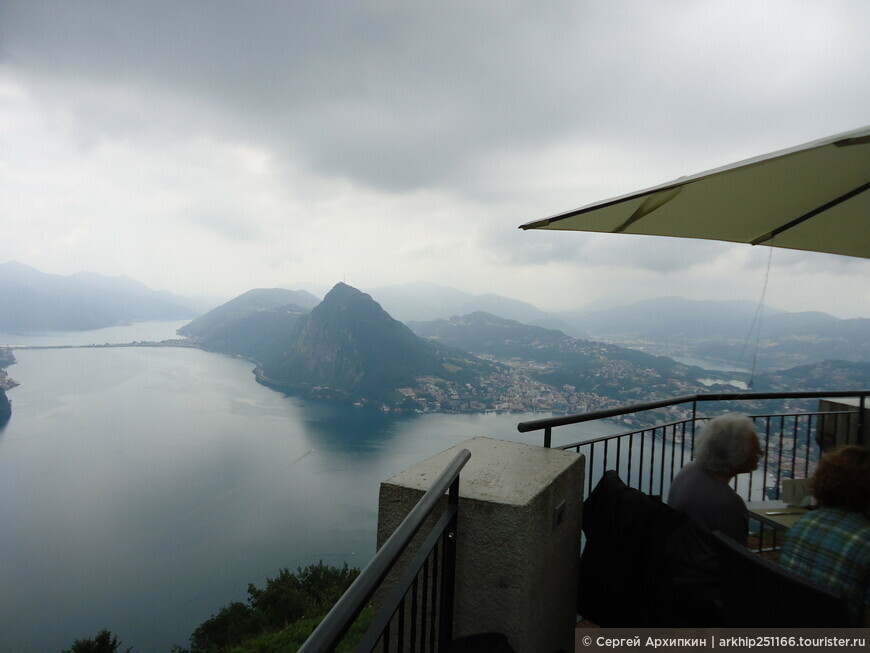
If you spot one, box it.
[711,530,855,627]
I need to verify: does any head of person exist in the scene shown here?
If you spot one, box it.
[695,413,762,479]
[811,445,870,515]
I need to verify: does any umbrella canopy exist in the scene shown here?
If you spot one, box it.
[520,125,870,260]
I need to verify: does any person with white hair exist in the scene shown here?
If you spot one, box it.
[667,413,763,545]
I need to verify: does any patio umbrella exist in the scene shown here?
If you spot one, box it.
[519,125,870,260]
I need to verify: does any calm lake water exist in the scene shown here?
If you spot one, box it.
[0,322,615,652]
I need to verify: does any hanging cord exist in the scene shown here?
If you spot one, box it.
[739,244,774,389]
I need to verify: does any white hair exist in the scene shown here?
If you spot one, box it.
[694,413,758,477]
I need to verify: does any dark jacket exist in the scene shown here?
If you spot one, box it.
[578,471,721,626]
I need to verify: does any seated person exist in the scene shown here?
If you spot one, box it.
[667,413,762,545]
[780,445,870,626]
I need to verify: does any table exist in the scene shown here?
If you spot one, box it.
[747,500,808,531]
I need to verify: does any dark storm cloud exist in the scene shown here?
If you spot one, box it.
[5,1,865,196]
[4,1,604,190]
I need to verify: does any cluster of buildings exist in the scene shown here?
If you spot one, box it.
[389,356,698,422]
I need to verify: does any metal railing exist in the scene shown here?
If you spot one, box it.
[519,391,867,553]
[299,449,470,653]
[518,390,868,501]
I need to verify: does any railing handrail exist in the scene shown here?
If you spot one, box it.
[298,448,471,653]
[516,390,870,433]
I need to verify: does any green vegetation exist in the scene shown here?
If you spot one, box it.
[0,389,10,419]
[61,629,132,653]
[62,563,366,653]
[178,288,317,364]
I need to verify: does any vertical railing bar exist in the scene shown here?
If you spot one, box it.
[774,414,784,499]
[429,541,439,653]
[627,432,633,488]
[858,395,866,447]
[805,414,814,477]
[397,594,405,653]
[790,415,799,481]
[673,421,683,482]
[438,476,460,650]
[762,416,773,499]
[690,401,698,459]
[638,429,645,491]
[410,575,418,653]
[589,443,596,496]
[419,558,429,653]
[544,426,552,448]
[616,437,623,480]
[649,427,656,495]
[845,411,853,447]
[659,425,667,497]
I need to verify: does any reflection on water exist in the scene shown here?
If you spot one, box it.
[1,327,611,653]
[699,377,749,390]
[298,400,412,455]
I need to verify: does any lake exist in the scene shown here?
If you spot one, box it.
[0,322,616,652]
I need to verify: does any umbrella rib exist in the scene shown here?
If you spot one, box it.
[614,186,682,233]
[750,180,870,246]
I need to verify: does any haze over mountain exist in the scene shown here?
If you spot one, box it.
[4,261,868,375]
[178,288,318,362]
[0,262,201,332]
[408,311,706,402]
[367,283,870,372]
[364,281,552,325]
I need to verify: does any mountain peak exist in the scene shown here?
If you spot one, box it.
[317,283,392,321]
[263,283,443,401]
[324,282,364,300]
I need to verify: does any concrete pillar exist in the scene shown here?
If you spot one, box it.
[377,436,584,653]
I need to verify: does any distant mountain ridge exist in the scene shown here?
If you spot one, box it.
[367,283,870,371]
[408,311,705,402]
[179,288,314,364]
[178,287,319,361]
[365,281,551,325]
[0,261,200,331]
[183,284,870,413]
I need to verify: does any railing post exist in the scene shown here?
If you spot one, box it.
[439,476,460,649]
[858,394,866,447]
[544,426,551,448]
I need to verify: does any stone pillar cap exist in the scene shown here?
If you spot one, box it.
[384,436,581,506]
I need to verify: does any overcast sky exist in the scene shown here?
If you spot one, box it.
[1,1,868,317]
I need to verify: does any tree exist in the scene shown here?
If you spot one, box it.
[189,601,260,652]
[189,562,360,652]
[61,629,132,653]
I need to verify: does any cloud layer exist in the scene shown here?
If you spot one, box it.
[1,1,869,316]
